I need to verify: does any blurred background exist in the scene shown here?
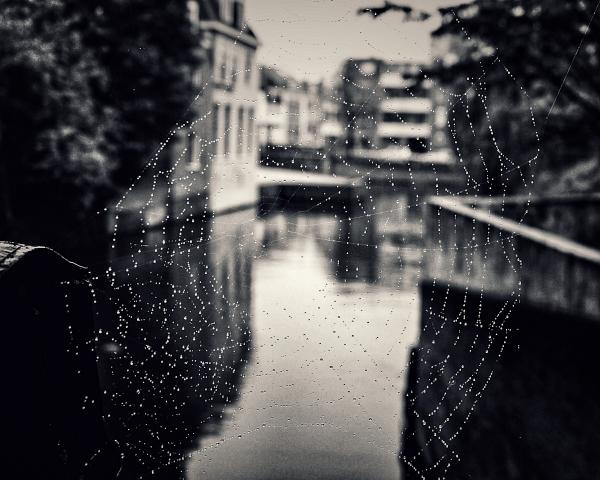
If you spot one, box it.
[1,1,599,479]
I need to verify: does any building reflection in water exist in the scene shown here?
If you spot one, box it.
[184,207,420,479]
[258,206,420,290]
[97,209,255,479]
[95,197,422,479]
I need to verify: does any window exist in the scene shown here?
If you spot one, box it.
[233,1,244,30]
[382,112,429,123]
[266,124,274,146]
[231,56,238,87]
[213,103,221,145]
[382,137,407,147]
[221,0,232,25]
[385,84,431,98]
[193,69,203,88]
[384,87,406,98]
[247,108,255,152]
[382,137,398,146]
[220,54,227,83]
[224,105,232,155]
[237,107,245,154]
[186,130,198,168]
[408,137,429,153]
[200,147,210,170]
[245,51,253,83]
[288,101,300,144]
[382,112,402,123]
[213,49,220,81]
[405,84,429,97]
[408,113,429,123]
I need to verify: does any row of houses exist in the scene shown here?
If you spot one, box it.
[118,0,457,230]
[255,58,454,171]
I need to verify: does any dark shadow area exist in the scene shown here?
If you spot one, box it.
[401,281,600,479]
[1,243,119,478]
[94,210,254,478]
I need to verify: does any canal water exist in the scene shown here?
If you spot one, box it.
[98,208,421,479]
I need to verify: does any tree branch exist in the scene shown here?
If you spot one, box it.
[357,2,431,21]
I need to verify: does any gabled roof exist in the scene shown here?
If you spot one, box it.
[260,66,289,90]
[198,0,220,21]
[197,0,258,39]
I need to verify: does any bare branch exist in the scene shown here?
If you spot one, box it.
[357,2,431,21]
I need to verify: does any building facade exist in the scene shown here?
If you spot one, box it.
[172,0,259,215]
[256,67,323,149]
[339,58,450,164]
[319,83,344,150]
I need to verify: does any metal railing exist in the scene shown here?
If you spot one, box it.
[424,195,600,319]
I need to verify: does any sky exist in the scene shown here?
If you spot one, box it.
[245,0,453,83]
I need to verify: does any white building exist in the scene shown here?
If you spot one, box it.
[177,0,260,215]
[340,59,451,164]
[319,84,344,149]
[256,67,324,149]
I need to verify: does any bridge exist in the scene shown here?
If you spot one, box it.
[257,167,361,214]
[257,166,356,188]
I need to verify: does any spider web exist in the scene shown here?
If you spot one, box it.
[60,26,539,480]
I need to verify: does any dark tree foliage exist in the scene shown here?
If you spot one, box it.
[362,0,600,194]
[0,0,200,259]
[73,0,201,187]
[357,1,431,20]
[0,0,111,255]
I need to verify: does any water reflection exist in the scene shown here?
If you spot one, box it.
[97,204,421,479]
[98,209,255,478]
[185,210,419,480]
[259,209,420,289]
